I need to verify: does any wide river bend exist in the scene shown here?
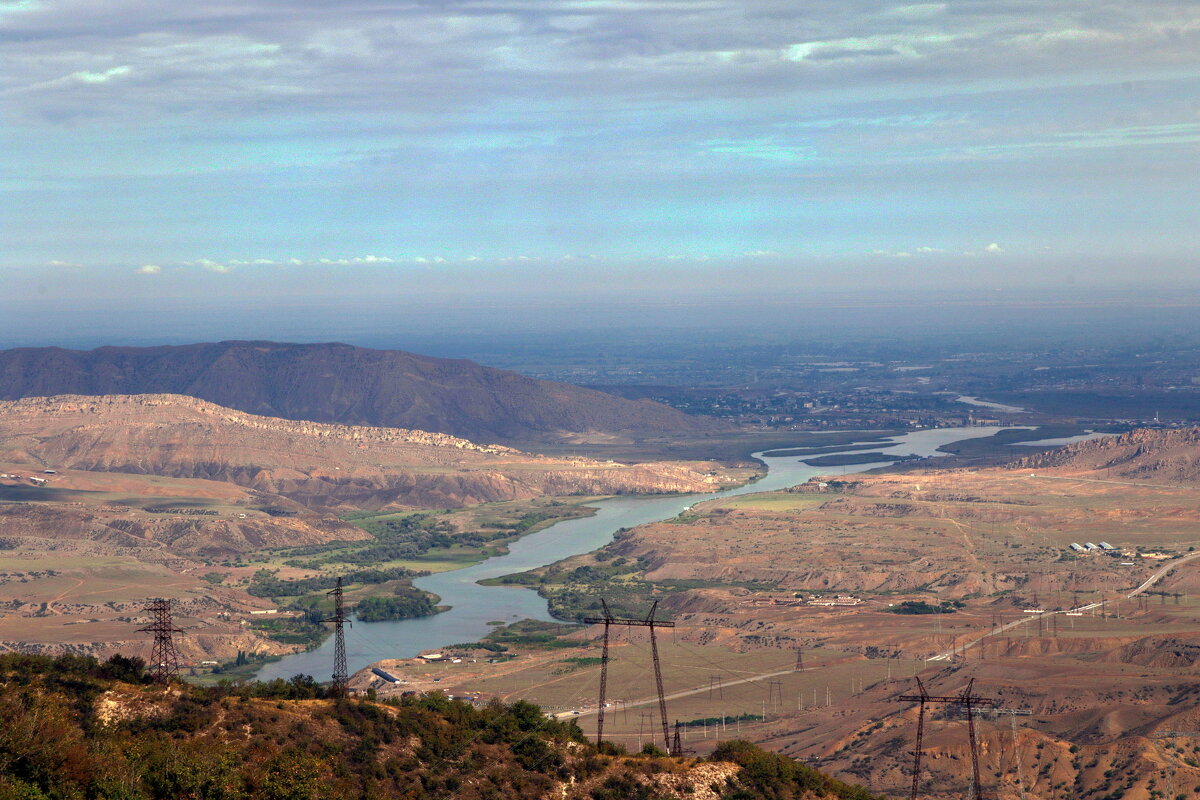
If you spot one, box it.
[256,426,1035,681]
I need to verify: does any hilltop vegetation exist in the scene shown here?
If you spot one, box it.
[0,653,881,800]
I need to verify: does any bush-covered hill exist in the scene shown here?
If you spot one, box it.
[0,653,883,800]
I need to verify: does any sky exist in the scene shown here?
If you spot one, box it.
[3,0,1200,345]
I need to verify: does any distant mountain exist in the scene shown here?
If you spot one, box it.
[1015,427,1200,483]
[0,341,726,443]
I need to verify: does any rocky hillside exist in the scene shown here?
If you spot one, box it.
[0,394,725,509]
[0,653,882,800]
[0,341,727,444]
[1014,427,1200,483]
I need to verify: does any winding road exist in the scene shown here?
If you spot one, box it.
[927,549,1200,662]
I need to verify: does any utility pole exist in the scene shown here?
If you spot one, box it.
[324,576,349,696]
[672,721,686,755]
[768,680,784,712]
[584,599,675,753]
[794,648,804,672]
[138,598,183,683]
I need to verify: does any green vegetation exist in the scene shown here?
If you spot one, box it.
[483,620,583,650]
[491,539,776,623]
[354,586,438,621]
[272,505,595,574]
[711,739,882,800]
[0,652,882,800]
[248,606,328,648]
[680,713,762,728]
[247,566,423,597]
[888,600,963,615]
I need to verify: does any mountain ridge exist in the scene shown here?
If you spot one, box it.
[0,341,727,444]
[1014,427,1200,482]
[0,393,727,510]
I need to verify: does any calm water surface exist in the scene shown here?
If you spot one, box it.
[255,426,1066,681]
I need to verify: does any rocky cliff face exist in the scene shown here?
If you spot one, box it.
[1014,427,1200,483]
[0,341,727,443]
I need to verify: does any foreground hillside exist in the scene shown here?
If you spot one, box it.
[0,341,727,444]
[0,653,881,800]
[409,428,1200,799]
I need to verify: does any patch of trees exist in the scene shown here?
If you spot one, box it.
[256,506,299,517]
[345,513,464,562]
[0,653,882,800]
[354,587,437,622]
[143,506,218,515]
[248,566,423,597]
[888,600,963,615]
[712,739,884,799]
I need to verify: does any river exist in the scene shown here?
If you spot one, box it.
[254,426,1050,681]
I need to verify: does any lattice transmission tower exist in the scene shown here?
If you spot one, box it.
[897,677,997,800]
[137,598,183,683]
[584,599,675,753]
[325,576,350,696]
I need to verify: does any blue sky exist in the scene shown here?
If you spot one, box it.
[3,0,1200,323]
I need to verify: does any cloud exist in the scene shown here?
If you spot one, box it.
[194,259,232,273]
[702,138,815,163]
[69,65,131,85]
[136,264,162,274]
[984,243,1004,254]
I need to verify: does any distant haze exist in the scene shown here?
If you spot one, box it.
[3,287,1200,358]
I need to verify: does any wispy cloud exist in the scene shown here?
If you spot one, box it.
[3,0,1198,275]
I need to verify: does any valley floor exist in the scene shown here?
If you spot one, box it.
[361,430,1200,800]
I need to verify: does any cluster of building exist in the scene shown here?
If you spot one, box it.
[806,594,863,607]
[1068,541,1119,554]
[0,469,56,485]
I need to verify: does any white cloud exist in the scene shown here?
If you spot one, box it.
[984,242,1004,254]
[703,138,815,163]
[136,264,162,274]
[61,65,131,86]
[194,259,232,273]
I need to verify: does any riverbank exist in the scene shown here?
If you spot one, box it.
[254,426,1029,682]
